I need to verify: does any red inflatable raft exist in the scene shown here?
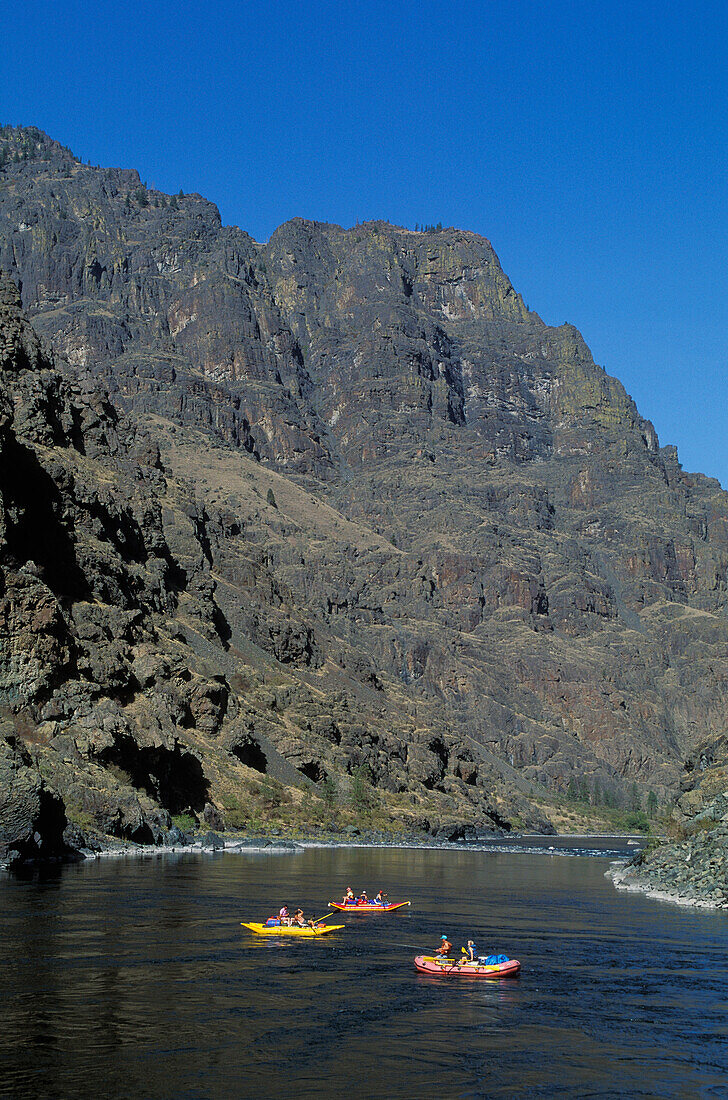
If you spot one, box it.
[414,954,521,978]
[329,900,411,913]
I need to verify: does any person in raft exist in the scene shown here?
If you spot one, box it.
[292,908,307,927]
[435,935,452,958]
[279,905,290,926]
[358,890,368,905]
[342,886,355,904]
[463,940,477,962]
[374,890,387,906]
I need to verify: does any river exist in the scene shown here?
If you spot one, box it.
[1,839,726,1099]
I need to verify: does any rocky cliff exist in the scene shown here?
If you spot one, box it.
[2,125,728,864]
[0,270,541,866]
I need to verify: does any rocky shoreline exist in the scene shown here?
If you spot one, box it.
[71,832,308,860]
[607,862,726,909]
[606,802,728,910]
[2,826,642,875]
[0,822,515,870]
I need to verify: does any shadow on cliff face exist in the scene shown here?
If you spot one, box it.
[1,437,90,602]
[27,786,70,859]
[297,760,326,783]
[212,603,232,647]
[98,737,209,815]
[1,788,70,866]
[231,737,268,774]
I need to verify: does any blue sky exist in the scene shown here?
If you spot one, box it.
[3,0,727,485]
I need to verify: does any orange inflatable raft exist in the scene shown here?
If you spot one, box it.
[414,954,521,978]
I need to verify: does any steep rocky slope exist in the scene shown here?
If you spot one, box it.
[2,125,728,863]
[0,273,539,866]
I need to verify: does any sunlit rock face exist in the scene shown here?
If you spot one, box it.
[1,125,728,858]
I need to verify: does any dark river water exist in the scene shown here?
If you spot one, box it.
[1,839,727,1099]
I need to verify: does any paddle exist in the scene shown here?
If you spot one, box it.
[459,945,481,966]
[459,947,474,967]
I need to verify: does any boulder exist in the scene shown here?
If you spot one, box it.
[200,830,225,850]
[203,803,225,831]
[165,824,189,847]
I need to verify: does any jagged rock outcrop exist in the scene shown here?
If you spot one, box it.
[0,729,68,867]
[610,734,728,907]
[2,126,728,862]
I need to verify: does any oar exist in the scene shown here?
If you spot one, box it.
[308,911,333,927]
[443,947,470,974]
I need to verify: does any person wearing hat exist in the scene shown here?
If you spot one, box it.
[435,934,452,958]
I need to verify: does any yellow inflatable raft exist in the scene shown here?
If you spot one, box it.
[241,922,344,936]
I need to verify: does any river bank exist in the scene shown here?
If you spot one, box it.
[607,824,728,909]
[16,828,642,869]
[605,784,728,910]
[608,861,726,909]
